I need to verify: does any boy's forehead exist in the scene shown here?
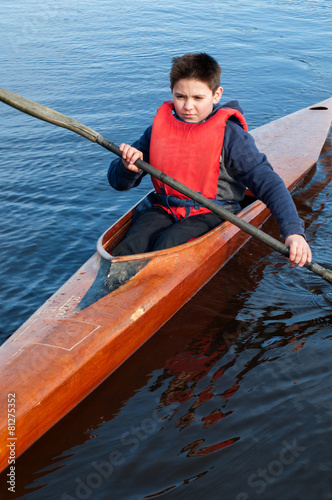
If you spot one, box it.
[172,78,213,94]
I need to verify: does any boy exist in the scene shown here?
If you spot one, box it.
[108,53,311,267]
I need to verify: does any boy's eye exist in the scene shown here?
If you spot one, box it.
[175,95,204,100]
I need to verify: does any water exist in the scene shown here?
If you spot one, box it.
[0,0,332,498]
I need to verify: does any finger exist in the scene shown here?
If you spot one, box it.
[288,243,310,267]
[127,165,142,173]
[128,151,142,164]
[288,243,303,267]
[121,144,132,160]
[119,143,128,153]
[125,148,138,163]
[128,157,142,173]
[298,249,308,267]
[299,245,312,267]
[306,245,312,263]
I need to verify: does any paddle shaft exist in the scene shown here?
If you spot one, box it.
[1,87,331,284]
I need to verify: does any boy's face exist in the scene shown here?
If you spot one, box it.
[171,78,223,123]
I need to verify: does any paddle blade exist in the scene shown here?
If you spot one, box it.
[0,87,100,142]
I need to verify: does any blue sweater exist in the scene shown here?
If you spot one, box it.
[108,101,305,239]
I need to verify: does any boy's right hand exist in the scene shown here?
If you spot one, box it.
[119,143,143,173]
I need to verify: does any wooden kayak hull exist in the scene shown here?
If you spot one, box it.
[0,98,331,472]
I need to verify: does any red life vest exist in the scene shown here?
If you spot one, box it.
[149,101,248,219]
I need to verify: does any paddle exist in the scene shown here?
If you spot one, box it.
[1,87,332,285]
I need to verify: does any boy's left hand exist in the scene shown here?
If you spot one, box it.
[284,234,312,267]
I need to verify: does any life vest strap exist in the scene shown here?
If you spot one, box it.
[158,188,239,222]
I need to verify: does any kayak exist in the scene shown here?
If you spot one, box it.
[0,97,331,473]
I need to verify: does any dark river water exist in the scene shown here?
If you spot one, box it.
[1,1,332,499]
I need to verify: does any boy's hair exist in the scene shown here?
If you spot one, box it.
[170,53,221,93]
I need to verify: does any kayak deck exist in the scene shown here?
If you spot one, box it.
[0,97,331,472]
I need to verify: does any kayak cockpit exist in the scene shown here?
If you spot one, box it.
[97,190,258,262]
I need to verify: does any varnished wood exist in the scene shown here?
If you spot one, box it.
[0,98,331,472]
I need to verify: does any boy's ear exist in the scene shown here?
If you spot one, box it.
[213,86,223,103]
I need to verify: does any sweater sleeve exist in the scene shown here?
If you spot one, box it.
[107,126,152,191]
[223,121,305,239]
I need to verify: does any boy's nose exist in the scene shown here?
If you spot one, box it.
[184,99,194,110]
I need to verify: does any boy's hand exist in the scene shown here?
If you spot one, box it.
[284,234,312,267]
[119,143,143,173]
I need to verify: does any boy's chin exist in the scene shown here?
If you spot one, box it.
[182,115,202,123]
